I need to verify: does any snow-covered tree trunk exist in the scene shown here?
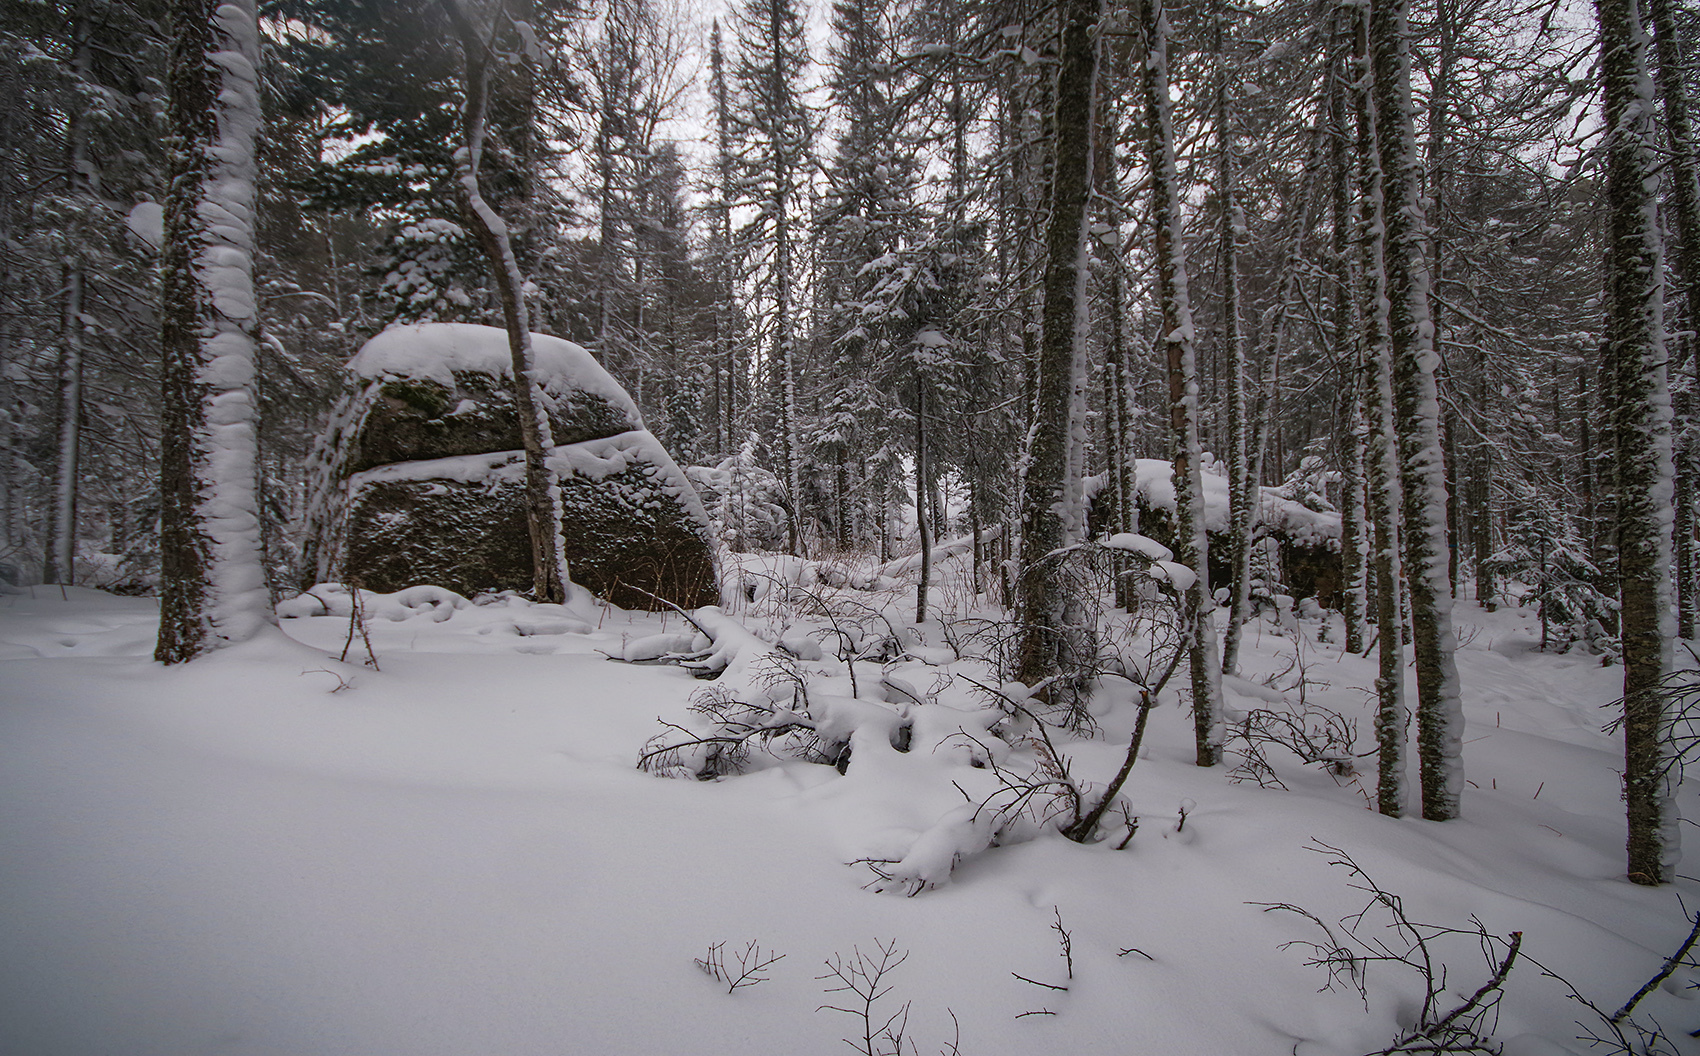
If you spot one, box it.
[1597,0,1679,885]
[1137,0,1225,766]
[1014,0,1101,702]
[1096,103,1139,610]
[1218,5,1253,677]
[155,0,275,663]
[1354,6,1408,816]
[440,0,570,604]
[1648,0,1700,639]
[1371,0,1465,821]
[1331,52,1369,655]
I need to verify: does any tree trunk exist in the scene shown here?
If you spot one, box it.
[916,383,932,624]
[1014,0,1101,705]
[1218,4,1252,675]
[1331,50,1369,654]
[1598,0,1679,885]
[440,0,569,604]
[45,6,93,587]
[1371,0,1465,821]
[155,0,275,663]
[1355,5,1408,816]
[1138,0,1225,765]
[1648,0,1699,639]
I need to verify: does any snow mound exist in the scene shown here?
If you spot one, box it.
[348,322,638,417]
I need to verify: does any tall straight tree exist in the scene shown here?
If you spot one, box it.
[1597,0,1678,885]
[155,0,274,662]
[439,0,570,604]
[1371,0,1465,821]
[1216,0,1253,677]
[1014,0,1100,705]
[1354,5,1407,816]
[1648,0,1699,638]
[42,2,91,588]
[1137,0,1226,766]
[730,0,813,554]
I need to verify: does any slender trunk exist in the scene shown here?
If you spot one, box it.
[1648,0,1700,638]
[1355,5,1408,816]
[916,384,931,624]
[1332,51,1368,653]
[1372,0,1465,821]
[156,0,275,662]
[1014,0,1101,702]
[46,7,92,586]
[1219,4,1252,675]
[1138,0,1225,765]
[1598,0,1678,884]
[441,0,569,604]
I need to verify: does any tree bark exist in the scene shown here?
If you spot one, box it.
[1014,0,1101,705]
[1371,0,1466,821]
[1597,0,1679,884]
[440,0,569,604]
[1648,0,1699,639]
[155,0,275,662]
[1355,5,1408,816]
[45,4,93,587]
[1218,1,1253,676]
[1137,0,1225,765]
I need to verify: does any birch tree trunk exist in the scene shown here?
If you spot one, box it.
[1137,0,1225,766]
[155,0,275,662]
[440,0,570,604]
[1371,0,1465,821]
[1014,0,1101,706]
[1597,0,1679,885]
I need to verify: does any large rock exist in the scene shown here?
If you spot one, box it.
[1086,457,1344,607]
[306,324,718,609]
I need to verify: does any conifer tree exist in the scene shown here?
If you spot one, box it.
[1597,0,1679,884]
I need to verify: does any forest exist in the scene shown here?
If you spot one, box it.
[2,0,1700,1049]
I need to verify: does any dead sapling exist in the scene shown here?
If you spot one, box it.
[1227,702,1364,791]
[1531,901,1700,1055]
[817,939,916,1056]
[339,579,379,670]
[696,939,786,994]
[1253,840,1523,1054]
[1013,906,1074,1018]
[953,676,1155,847]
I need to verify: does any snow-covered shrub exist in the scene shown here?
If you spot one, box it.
[1481,495,1616,651]
[685,441,792,554]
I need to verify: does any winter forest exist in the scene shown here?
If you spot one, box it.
[4,0,1700,1050]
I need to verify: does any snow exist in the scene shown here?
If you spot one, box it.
[348,323,639,421]
[125,201,163,250]
[1131,457,1342,545]
[3,585,1698,1055]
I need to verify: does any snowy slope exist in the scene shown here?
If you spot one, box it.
[1,585,1696,1056]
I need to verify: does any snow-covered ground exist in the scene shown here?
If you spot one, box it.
[2,575,1697,1055]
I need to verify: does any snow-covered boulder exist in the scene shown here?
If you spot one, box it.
[329,323,645,476]
[305,324,718,610]
[1086,457,1344,606]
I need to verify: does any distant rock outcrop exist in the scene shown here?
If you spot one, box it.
[305,324,719,610]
